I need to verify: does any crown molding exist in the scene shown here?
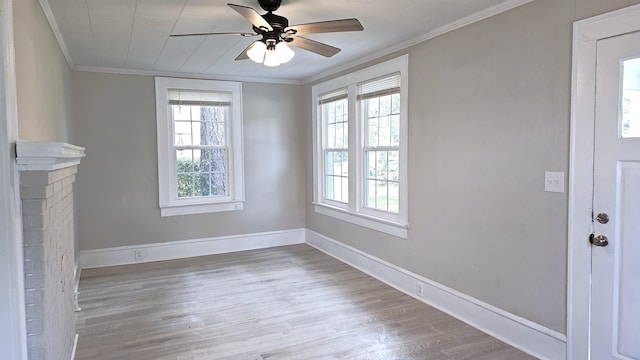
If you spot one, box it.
[72,65,304,85]
[16,141,85,171]
[38,0,74,69]
[302,0,535,84]
[38,0,533,86]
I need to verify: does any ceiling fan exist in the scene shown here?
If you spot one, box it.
[170,0,364,67]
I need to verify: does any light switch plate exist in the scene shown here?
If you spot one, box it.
[545,171,565,193]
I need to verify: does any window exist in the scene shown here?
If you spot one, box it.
[320,89,349,205]
[155,77,244,216]
[312,55,408,238]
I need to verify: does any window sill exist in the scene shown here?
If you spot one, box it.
[313,203,408,239]
[160,201,244,217]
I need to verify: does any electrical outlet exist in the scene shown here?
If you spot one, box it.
[416,281,424,298]
[134,249,145,260]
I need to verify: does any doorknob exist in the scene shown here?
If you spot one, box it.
[589,234,609,247]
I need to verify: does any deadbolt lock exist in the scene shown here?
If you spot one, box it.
[595,213,609,224]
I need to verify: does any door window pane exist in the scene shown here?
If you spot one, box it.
[622,58,640,138]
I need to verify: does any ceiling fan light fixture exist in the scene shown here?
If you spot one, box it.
[263,46,281,67]
[276,41,295,64]
[247,40,267,63]
[249,38,294,67]
[173,3,364,65]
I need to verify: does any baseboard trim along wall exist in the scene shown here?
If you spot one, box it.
[79,228,305,268]
[305,230,567,360]
[79,227,566,359]
[70,334,78,360]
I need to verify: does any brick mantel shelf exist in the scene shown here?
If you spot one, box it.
[16,140,84,360]
[16,140,85,171]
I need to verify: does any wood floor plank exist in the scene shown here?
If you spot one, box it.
[75,244,535,359]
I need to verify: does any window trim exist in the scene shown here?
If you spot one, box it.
[319,88,349,209]
[312,55,408,238]
[155,77,245,217]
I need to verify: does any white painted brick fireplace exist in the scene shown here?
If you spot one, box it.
[16,141,85,360]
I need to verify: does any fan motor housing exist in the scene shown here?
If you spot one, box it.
[258,0,282,12]
[253,11,289,39]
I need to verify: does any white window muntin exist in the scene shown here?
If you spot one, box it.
[155,77,244,217]
[358,74,402,221]
[170,90,232,200]
[312,55,408,237]
[319,88,349,209]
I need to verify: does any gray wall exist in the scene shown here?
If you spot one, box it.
[305,0,640,335]
[61,0,640,339]
[72,72,306,250]
[14,0,73,142]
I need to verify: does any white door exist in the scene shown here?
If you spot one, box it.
[591,30,640,359]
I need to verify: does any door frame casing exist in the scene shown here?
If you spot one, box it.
[568,4,640,360]
[0,0,28,358]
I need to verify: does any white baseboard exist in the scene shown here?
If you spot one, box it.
[305,230,567,360]
[77,227,566,359]
[79,228,305,269]
[70,333,78,360]
[73,263,81,292]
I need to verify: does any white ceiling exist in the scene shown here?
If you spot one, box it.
[41,0,531,84]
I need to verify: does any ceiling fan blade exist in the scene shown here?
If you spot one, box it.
[288,36,341,57]
[286,18,363,36]
[235,42,256,61]
[228,3,273,32]
[170,32,257,38]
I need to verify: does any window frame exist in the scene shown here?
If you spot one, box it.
[155,77,245,217]
[312,55,408,238]
[319,89,349,209]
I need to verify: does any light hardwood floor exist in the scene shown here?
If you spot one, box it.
[75,244,535,359]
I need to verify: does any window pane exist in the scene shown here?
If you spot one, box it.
[327,123,336,148]
[211,173,226,196]
[324,150,348,203]
[368,116,379,147]
[172,105,192,121]
[380,95,391,116]
[191,121,201,146]
[200,106,226,146]
[368,97,380,117]
[390,115,400,146]
[623,58,640,138]
[361,88,401,215]
[173,105,226,147]
[199,173,211,196]
[335,122,345,148]
[177,173,193,198]
[201,149,227,196]
[376,181,389,211]
[341,177,349,203]
[366,179,377,209]
[388,182,399,214]
[336,101,345,121]
[174,121,192,147]
[364,150,399,213]
[326,102,336,124]
[391,93,400,114]
[177,150,195,198]
[323,98,348,151]
[388,151,399,182]
[176,149,195,173]
[176,149,227,199]
[379,115,391,147]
